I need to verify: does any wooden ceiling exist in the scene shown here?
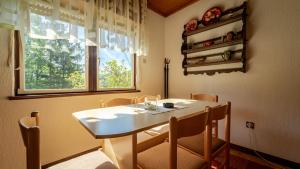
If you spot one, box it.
[148,0,200,17]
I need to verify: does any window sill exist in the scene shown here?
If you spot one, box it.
[8,89,141,100]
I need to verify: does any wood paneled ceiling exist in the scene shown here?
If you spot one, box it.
[148,0,199,17]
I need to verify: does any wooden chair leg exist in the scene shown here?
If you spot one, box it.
[132,133,137,169]
[224,144,230,169]
[212,120,218,138]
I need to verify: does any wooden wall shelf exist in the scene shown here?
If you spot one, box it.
[186,68,244,76]
[181,2,247,76]
[186,49,243,60]
[184,58,242,68]
[182,39,243,54]
[184,15,243,37]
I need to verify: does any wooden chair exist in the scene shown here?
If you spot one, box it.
[19,112,118,169]
[191,93,219,138]
[136,110,212,169]
[133,95,169,136]
[190,93,218,102]
[134,95,161,104]
[178,102,231,169]
[19,112,40,169]
[100,98,135,108]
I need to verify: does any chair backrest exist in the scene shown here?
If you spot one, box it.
[211,102,231,142]
[19,112,40,169]
[135,95,161,103]
[210,102,230,121]
[190,93,218,102]
[191,93,219,138]
[100,98,135,107]
[169,109,212,169]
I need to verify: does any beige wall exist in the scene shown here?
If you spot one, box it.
[165,0,300,163]
[0,10,164,169]
[1,0,300,168]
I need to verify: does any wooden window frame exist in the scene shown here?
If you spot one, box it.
[9,31,139,100]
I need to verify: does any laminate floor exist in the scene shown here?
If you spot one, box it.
[212,149,286,169]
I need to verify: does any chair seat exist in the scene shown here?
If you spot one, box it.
[47,150,118,169]
[178,133,225,156]
[138,142,208,169]
[144,124,169,136]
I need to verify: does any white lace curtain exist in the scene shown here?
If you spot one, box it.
[97,0,148,55]
[0,0,148,56]
[0,0,19,29]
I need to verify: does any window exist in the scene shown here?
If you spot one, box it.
[98,48,134,89]
[15,12,137,97]
[7,0,146,99]
[22,13,87,92]
[98,29,135,90]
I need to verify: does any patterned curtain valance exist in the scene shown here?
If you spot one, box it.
[0,0,148,56]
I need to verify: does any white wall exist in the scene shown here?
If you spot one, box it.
[0,10,165,169]
[165,0,300,163]
[1,0,300,167]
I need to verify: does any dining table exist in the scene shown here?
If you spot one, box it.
[72,98,220,169]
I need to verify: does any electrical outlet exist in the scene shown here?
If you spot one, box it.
[246,121,255,129]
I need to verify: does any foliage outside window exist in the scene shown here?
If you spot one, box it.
[24,13,86,91]
[99,48,134,89]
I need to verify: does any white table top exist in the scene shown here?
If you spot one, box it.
[73,99,219,139]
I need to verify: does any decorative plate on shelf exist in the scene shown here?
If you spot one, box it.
[202,7,222,26]
[185,19,198,32]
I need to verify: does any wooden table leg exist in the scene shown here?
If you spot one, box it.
[103,139,119,168]
[132,133,137,169]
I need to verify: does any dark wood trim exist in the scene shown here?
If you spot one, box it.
[88,46,97,92]
[230,143,300,169]
[8,89,141,100]
[183,36,187,75]
[41,146,101,169]
[242,2,248,72]
[14,30,21,95]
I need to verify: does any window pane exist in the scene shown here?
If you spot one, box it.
[98,48,133,89]
[25,14,86,90]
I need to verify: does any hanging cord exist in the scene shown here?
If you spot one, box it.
[248,129,285,169]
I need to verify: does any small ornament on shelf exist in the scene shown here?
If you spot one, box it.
[224,31,235,42]
[184,19,198,32]
[221,50,232,61]
[203,40,214,47]
[202,7,222,26]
